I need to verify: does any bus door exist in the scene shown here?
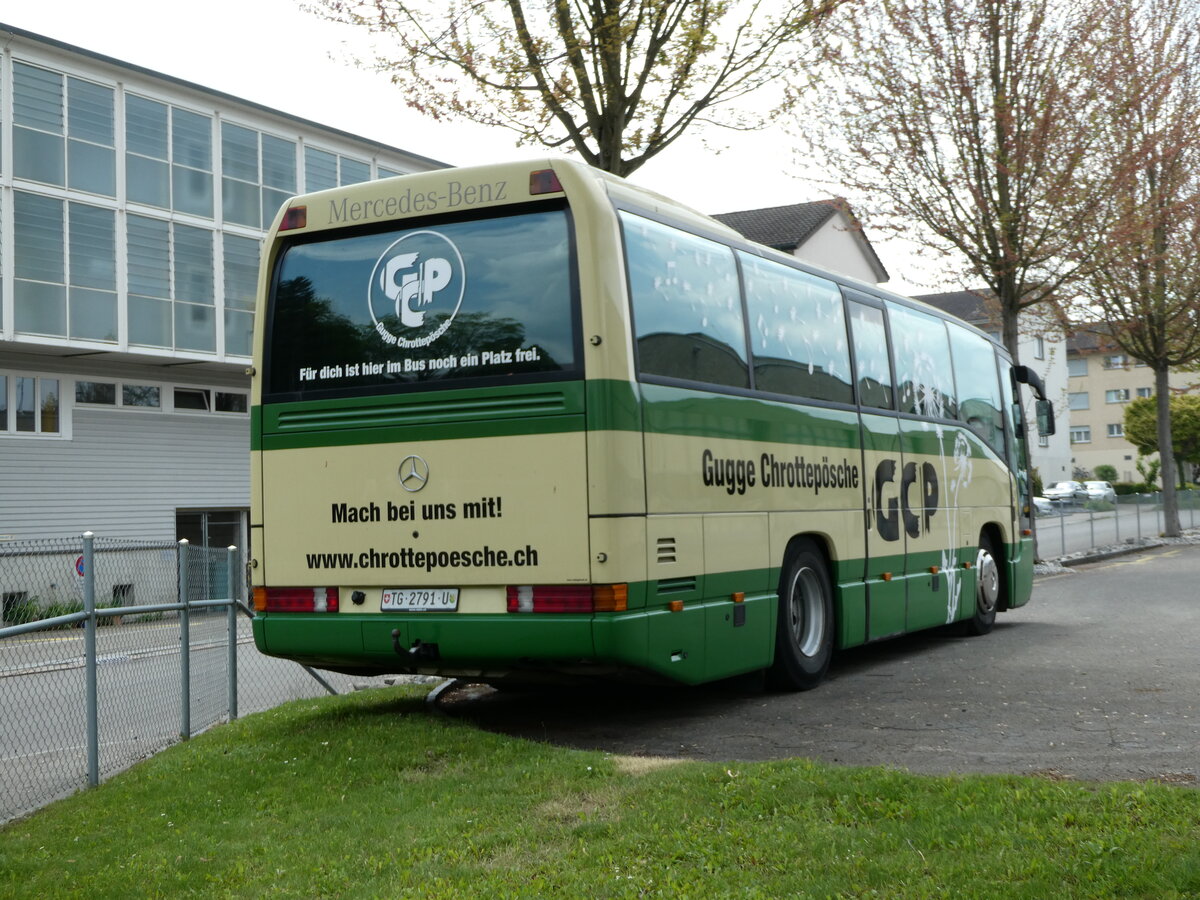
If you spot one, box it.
[898,420,957,632]
[861,412,907,639]
[847,297,907,640]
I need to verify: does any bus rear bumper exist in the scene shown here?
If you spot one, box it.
[252,596,774,685]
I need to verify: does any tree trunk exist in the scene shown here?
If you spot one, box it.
[1155,365,1181,536]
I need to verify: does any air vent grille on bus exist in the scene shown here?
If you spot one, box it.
[272,391,569,431]
[656,537,677,564]
[656,577,696,595]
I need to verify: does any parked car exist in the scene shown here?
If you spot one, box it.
[1083,480,1117,503]
[1043,480,1086,504]
[1032,496,1054,516]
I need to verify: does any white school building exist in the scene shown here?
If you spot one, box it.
[0,23,445,554]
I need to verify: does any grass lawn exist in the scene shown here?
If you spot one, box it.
[1,684,1197,898]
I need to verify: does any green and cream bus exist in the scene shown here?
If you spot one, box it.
[249,158,1054,690]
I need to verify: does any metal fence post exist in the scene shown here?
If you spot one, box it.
[179,539,191,741]
[227,545,238,723]
[1114,496,1121,543]
[1058,506,1066,556]
[1088,505,1095,549]
[82,532,99,788]
[1136,495,1142,541]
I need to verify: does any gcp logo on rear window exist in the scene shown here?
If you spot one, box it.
[368,230,466,348]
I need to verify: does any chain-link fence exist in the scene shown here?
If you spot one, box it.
[1035,490,1200,559]
[3,501,1192,824]
[0,535,395,825]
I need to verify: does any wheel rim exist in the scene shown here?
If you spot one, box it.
[975,546,999,617]
[787,566,826,658]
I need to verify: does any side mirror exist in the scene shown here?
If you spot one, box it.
[1035,399,1055,437]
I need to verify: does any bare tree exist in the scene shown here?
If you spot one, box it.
[796,0,1110,364]
[308,0,848,176]
[1066,0,1200,536]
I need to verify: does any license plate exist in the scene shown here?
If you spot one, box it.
[381,588,459,612]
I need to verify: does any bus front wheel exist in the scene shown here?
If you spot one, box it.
[769,540,834,691]
[965,533,1001,636]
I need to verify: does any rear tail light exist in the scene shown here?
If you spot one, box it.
[506,584,627,613]
[529,169,564,195]
[279,205,307,231]
[254,587,339,613]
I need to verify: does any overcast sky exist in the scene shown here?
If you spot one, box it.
[3,0,935,293]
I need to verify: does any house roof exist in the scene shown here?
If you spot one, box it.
[914,289,996,326]
[712,201,840,251]
[712,199,890,283]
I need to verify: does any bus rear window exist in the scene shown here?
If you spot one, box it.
[265,207,577,397]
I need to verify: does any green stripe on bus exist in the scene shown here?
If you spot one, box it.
[253,379,1006,461]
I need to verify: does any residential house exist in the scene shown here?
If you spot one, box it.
[712,199,890,285]
[1065,330,1195,484]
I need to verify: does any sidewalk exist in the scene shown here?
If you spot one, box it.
[1035,526,1200,576]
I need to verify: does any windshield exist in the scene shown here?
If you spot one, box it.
[265,206,578,398]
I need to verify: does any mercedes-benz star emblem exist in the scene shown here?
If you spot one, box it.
[398,455,430,492]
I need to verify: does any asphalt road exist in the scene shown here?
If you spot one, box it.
[437,542,1200,786]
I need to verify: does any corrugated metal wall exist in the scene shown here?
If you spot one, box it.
[1,400,249,541]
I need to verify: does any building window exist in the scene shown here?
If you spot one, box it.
[303,146,372,192]
[1103,354,1128,369]
[75,381,116,404]
[223,235,260,357]
[12,193,117,341]
[1108,423,1124,437]
[12,64,114,194]
[261,134,297,227]
[174,224,215,351]
[1106,388,1131,403]
[1070,426,1092,444]
[1034,336,1045,359]
[0,374,60,436]
[340,157,371,185]
[126,95,170,208]
[13,191,65,336]
[13,62,65,186]
[304,147,338,192]
[215,392,248,413]
[69,203,118,341]
[126,96,213,216]
[221,122,261,227]
[171,388,248,414]
[75,380,161,409]
[1137,387,1153,398]
[171,108,214,218]
[1068,391,1089,410]
[1067,357,1087,377]
[1038,434,1050,448]
[67,77,116,196]
[127,216,215,351]
[222,126,298,230]
[124,384,161,407]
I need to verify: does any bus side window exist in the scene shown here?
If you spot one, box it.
[949,327,1005,454]
[621,212,749,389]
[887,303,957,419]
[847,300,894,409]
[739,252,853,404]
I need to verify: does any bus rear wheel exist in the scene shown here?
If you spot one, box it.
[769,540,834,691]
[965,533,1001,636]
